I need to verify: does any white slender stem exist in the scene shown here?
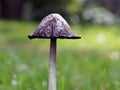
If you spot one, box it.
[49,38,56,90]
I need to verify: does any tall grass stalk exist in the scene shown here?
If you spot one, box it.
[96,68,106,90]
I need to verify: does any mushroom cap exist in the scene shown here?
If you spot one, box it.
[28,13,81,39]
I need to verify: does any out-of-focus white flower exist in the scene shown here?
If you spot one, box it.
[110,51,120,60]
[97,33,106,44]
[11,79,18,86]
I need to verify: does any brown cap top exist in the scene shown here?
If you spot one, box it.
[28,13,81,39]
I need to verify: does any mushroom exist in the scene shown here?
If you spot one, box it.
[28,13,81,90]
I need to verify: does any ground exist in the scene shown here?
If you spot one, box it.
[0,20,120,90]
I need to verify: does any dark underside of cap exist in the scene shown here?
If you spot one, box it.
[28,35,81,39]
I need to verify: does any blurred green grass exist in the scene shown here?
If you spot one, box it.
[0,20,120,90]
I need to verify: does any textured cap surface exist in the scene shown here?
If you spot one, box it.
[28,13,81,39]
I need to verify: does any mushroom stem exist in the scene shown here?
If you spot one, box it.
[49,38,57,90]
